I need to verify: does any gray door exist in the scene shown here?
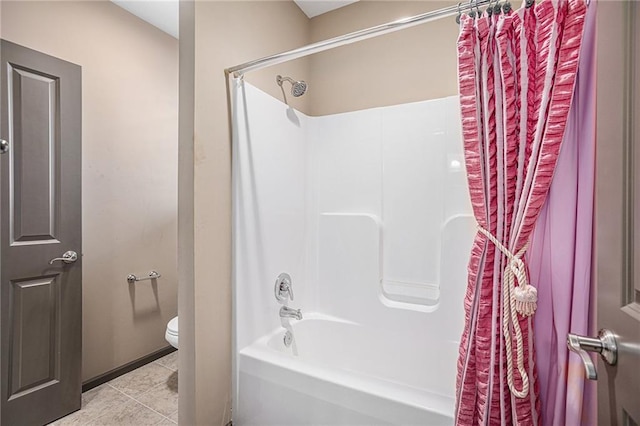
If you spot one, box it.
[0,40,82,425]
[593,1,640,424]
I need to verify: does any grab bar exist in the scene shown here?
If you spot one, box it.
[127,270,161,283]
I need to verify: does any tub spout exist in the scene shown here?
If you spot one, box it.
[280,306,302,321]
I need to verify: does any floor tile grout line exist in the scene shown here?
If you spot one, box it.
[129,394,178,424]
[105,383,148,405]
[106,382,137,398]
[154,360,178,373]
[128,377,179,419]
[103,384,177,424]
[135,378,175,398]
[107,374,178,400]
[107,378,178,423]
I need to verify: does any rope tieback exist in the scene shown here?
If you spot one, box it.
[477,225,538,399]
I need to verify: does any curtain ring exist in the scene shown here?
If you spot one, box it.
[502,1,512,13]
[486,0,494,16]
[494,1,503,15]
[525,0,535,8]
[475,0,483,18]
[468,0,476,19]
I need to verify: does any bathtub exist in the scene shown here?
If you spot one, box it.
[235,314,455,425]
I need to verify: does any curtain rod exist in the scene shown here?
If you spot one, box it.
[225,0,493,77]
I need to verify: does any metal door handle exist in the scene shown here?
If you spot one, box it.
[567,329,617,380]
[49,250,78,265]
[0,139,8,154]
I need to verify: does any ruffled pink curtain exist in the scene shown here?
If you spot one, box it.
[455,0,587,424]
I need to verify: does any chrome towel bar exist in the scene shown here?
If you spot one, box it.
[127,270,161,283]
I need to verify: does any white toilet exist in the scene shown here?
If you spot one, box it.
[165,316,178,349]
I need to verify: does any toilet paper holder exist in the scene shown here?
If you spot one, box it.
[127,270,161,283]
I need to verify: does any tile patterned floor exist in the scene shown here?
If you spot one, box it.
[50,351,178,425]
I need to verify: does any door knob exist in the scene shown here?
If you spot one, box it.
[0,139,8,154]
[567,329,617,380]
[49,251,78,265]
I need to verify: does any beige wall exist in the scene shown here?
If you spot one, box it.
[179,1,310,424]
[308,0,460,116]
[1,1,179,381]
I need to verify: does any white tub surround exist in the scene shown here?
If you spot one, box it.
[233,81,474,424]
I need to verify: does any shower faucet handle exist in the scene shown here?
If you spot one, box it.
[274,272,294,302]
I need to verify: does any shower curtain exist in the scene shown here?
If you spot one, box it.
[528,1,596,424]
[454,0,587,424]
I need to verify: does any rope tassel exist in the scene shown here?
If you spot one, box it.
[503,244,538,317]
[514,284,538,317]
[477,225,537,399]
[477,225,538,318]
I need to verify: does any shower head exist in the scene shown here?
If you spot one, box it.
[276,75,308,97]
